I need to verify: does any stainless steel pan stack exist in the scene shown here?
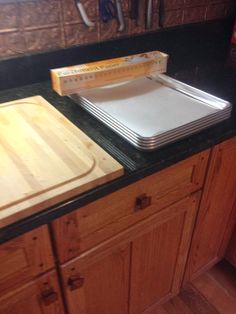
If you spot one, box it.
[70,74,232,151]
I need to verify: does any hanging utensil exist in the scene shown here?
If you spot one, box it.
[116,0,125,32]
[99,0,124,32]
[130,0,139,21]
[146,0,152,29]
[75,0,95,27]
[137,0,146,27]
[99,0,117,23]
[159,0,165,28]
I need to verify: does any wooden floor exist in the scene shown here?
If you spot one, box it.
[155,261,236,314]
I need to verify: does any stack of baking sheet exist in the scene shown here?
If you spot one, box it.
[70,74,232,151]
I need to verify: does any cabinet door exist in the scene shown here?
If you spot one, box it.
[0,270,64,314]
[60,194,198,314]
[185,137,236,282]
[61,244,130,314]
[0,225,54,296]
[129,194,198,314]
[226,224,236,267]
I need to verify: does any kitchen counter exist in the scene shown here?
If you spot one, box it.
[0,20,236,243]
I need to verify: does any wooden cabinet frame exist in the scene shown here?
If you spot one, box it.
[0,225,54,296]
[60,194,200,314]
[185,137,236,282]
[52,150,209,263]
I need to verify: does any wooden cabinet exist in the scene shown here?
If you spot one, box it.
[52,150,209,314]
[60,194,199,314]
[0,225,54,296]
[2,136,236,313]
[52,150,209,263]
[0,270,64,314]
[185,137,236,282]
[226,224,236,267]
[226,183,236,268]
[61,244,130,314]
[0,225,65,313]
[129,194,199,314]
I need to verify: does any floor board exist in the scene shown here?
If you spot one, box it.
[154,261,236,314]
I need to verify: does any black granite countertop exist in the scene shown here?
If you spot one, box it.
[0,65,235,243]
[0,19,236,243]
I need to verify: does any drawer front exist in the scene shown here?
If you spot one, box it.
[52,150,210,263]
[0,270,64,314]
[0,225,54,296]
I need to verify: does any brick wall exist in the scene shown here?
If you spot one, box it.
[0,0,235,59]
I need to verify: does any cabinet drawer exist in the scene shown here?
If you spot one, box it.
[0,225,54,296]
[52,150,209,263]
[0,270,64,314]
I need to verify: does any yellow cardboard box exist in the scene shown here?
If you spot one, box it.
[51,51,168,96]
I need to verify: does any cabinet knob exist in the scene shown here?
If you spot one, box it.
[41,287,58,306]
[68,274,84,290]
[135,194,152,210]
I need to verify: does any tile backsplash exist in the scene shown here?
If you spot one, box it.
[0,0,235,59]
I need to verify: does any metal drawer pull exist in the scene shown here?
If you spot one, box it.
[135,194,152,210]
[41,287,58,306]
[68,274,85,290]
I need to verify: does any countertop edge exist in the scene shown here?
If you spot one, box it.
[0,124,235,244]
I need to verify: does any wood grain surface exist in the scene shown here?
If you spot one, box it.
[0,225,54,296]
[0,96,123,227]
[0,270,64,314]
[226,225,236,267]
[153,261,236,314]
[184,137,236,282]
[52,150,209,263]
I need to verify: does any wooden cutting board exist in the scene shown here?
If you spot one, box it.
[0,96,124,228]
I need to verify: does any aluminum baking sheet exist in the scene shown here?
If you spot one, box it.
[79,100,231,149]
[70,74,232,150]
[78,95,231,144]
